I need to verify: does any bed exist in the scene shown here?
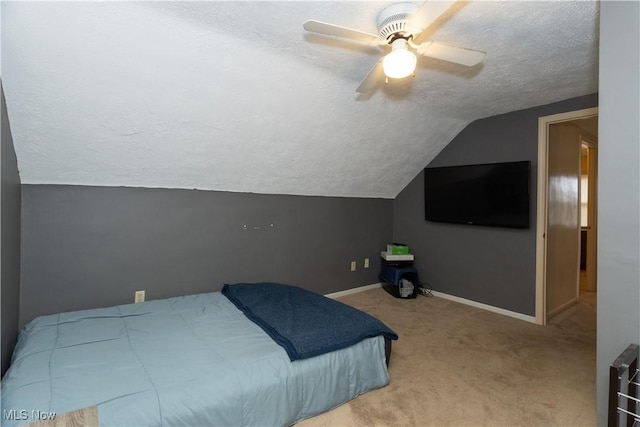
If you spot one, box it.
[1,282,397,426]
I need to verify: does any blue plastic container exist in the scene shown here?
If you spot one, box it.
[379,261,419,299]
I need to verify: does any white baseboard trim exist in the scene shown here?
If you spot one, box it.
[431,290,537,324]
[324,284,536,324]
[325,282,382,299]
[547,298,578,319]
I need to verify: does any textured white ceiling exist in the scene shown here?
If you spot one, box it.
[1,1,599,199]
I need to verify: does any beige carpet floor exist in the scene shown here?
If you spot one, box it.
[298,287,596,426]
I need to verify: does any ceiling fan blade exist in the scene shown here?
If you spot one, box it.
[356,59,384,94]
[303,20,384,46]
[416,41,485,66]
[407,0,457,34]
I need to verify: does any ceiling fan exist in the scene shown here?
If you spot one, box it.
[303,1,485,93]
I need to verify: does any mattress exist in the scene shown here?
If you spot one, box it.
[1,291,392,426]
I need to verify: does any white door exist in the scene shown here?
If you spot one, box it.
[535,107,598,325]
[545,123,581,321]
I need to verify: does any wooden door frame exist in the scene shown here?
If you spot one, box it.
[535,107,599,325]
[581,137,598,293]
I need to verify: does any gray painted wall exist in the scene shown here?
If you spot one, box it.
[393,94,597,316]
[596,2,640,424]
[20,185,392,326]
[1,85,22,377]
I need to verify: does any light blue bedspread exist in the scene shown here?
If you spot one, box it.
[1,292,390,426]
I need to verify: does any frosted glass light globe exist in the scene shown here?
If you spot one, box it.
[382,39,417,79]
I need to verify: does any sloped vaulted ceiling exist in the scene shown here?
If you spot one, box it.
[1,1,599,199]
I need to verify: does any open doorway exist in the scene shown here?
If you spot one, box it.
[579,134,597,312]
[535,108,598,325]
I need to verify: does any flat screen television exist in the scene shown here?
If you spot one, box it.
[424,160,531,229]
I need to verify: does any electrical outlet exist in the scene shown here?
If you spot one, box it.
[364,258,370,268]
[134,290,145,304]
[350,261,357,272]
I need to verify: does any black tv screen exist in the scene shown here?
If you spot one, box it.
[424,160,531,229]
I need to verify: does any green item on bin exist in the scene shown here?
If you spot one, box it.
[387,244,409,255]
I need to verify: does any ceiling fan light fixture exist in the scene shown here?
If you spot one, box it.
[382,38,417,79]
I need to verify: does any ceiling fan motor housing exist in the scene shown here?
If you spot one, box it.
[376,2,419,41]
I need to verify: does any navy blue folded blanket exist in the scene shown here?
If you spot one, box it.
[222,282,398,361]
